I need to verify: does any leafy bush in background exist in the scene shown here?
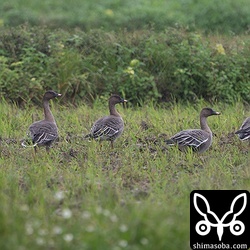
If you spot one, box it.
[0,26,249,105]
[144,30,250,103]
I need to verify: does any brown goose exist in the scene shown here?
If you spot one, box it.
[166,108,220,153]
[235,117,250,141]
[87,94,127,148]
[23,90,61,152]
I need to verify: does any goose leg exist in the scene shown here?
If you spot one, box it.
[34,145,38,154]
[46,145,51,153]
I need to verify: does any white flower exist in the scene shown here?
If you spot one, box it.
[82,211,91,219]
[119,224,128,232]
[54,191,65,201]
[25,223,33,235]
[86,225,95,232]
[52,226,62,235]
[36,237,45,245]
[103,209,111,217]
[38,229,47,236]
[118,240,128,248]
[110,214,118,222]
[140,238,149,245]
[63,234,74,242]
[61,208,72,219]
[96,206,103,214]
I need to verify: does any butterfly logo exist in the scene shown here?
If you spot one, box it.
[193,193,247,241]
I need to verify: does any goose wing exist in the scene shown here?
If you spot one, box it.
[171,129,209,149]
[29,121,58,145]
[91,116,124,141]
[235,117,250,140]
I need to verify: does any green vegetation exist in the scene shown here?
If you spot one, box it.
[0,26,249,104]
[0,0,249,104]
[0,0,250,249]
[1,0,250,33]
[0,100,249,249]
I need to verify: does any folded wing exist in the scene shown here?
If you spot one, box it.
[171,129,209,150]
[29,121,58,145]
[235,117,250,140]
[91,116,124,141]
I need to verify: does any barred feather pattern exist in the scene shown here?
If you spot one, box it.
[235,117,250,141]
[171,129,210,151]
[29,120,58,146]
[90,115,124,142]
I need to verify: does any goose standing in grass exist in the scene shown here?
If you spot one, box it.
[86,94,127,149]
[235,117,250,142]
[22,90,61,153]
[166,108,220,153]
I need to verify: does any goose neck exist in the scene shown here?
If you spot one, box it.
[200,116,211,133]
[43,99,56,123]
[109,103,120,117]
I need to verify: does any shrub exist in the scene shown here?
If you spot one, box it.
[0,26,249,105]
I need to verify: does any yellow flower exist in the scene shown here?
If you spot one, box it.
[104,9,114,17]
[124,66,135,75]
[216,44,226,55]
[130,59,140,67]
[56,42,64,49]
[10,61,23,67]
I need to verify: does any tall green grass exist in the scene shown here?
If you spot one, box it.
[0,100,249,249]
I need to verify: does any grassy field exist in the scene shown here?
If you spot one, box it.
[0,0,249,249]
[0,99,249,249]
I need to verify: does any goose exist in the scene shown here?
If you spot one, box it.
[87,94,127,148]
[166,108,220,153]
[235,117,250,141]
[22,90,61,152]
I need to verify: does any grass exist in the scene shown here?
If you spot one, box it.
[0,1,249,248]
[0,99,249,249]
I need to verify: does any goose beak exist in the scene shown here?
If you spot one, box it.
[122,99,127,108]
